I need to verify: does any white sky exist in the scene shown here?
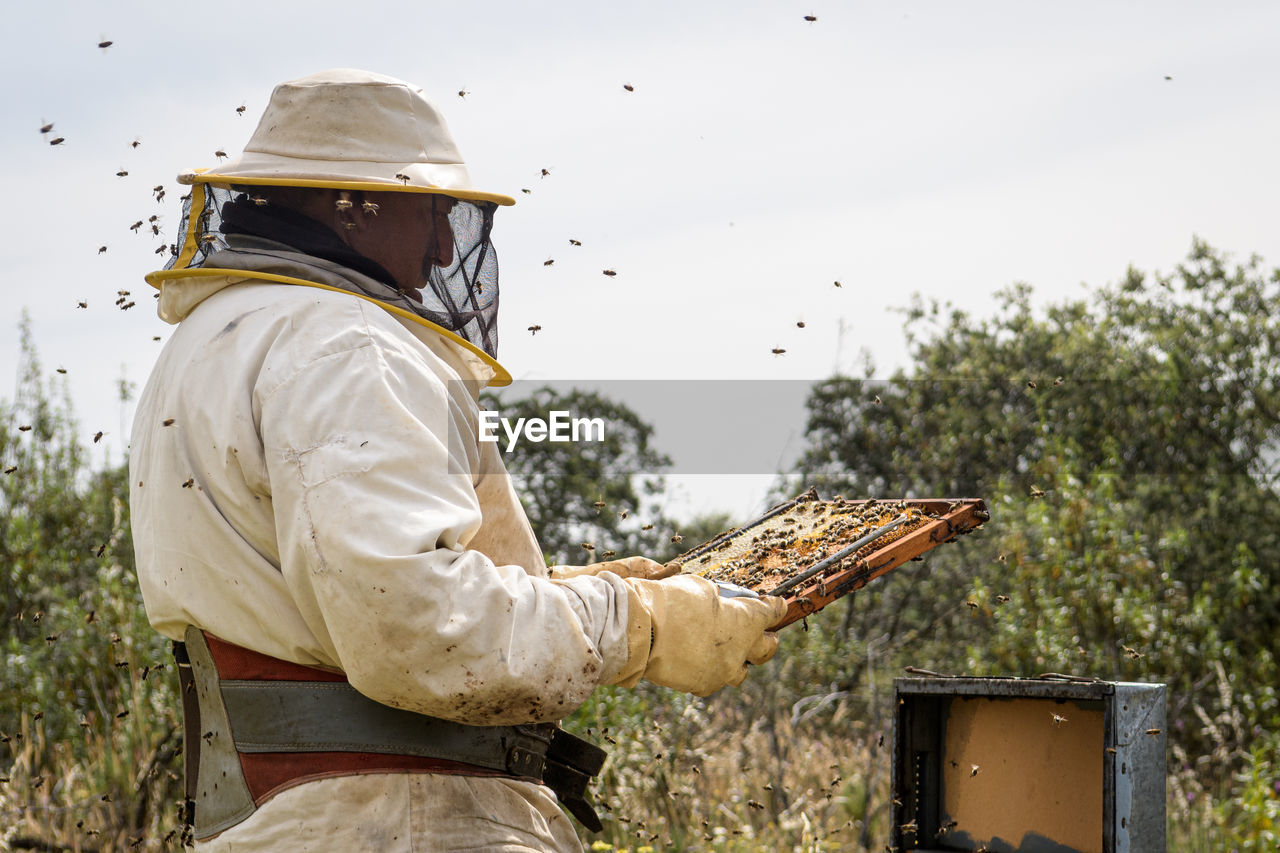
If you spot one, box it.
[4,1,1279,518]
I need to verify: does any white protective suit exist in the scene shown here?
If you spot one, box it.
[130,248,635,851]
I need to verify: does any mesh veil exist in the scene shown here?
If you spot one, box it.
[165,185,501,357]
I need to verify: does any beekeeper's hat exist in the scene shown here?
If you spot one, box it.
[180,68,514,206]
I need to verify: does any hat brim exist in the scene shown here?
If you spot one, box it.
[181,160,515,206]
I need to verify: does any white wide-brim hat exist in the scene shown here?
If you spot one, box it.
[180,68,514,206]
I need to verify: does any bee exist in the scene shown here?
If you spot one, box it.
[98,38,113,49]
[18,424,31,432]
[132,138,142,148]
[45,633,59,644]
[40,120,54,134]
[155,188,166,202]
[154,245,169,255]
[833,280,842,288]
[130,220,143,232]
[31,776,45,789]
[670,533,683,544]
[182,478,195,488]
[997,553,1006,563]
[601,550,616,559]
[521,188,532,194]
[114,660,129,668]
[116,169,128,177]
[33,711,44,721]
[149,214,159,223]
[771,347,786,356]
[457,88,469,98]
[56,367,67,374]
[1027,379,1037,390]
[540,168,551,177]
[796,321,806,328]
[162,418,176,426]
[49,136,66,145]
[970,764,980,777]
[201,234,219,245]
[85,610,97,623]
[362,201,379,215]
[996,594,1010,603]
[153,336,162,341]
[602,269,617,276]
[623,83,635,92]
[642,523,654,531]
[1050,712,1069,726]
[235,104,246,116]
[151,225,161,236]
[1145,728,1162,736]
[874,395,882,405]
[593,500,606,512]
[395,173,411,184]
[804,15,817,22]
[527,324,542,335]
[1105,747,1118,755]
[569,238,582,246]
[543,258,554,266]
[100,793,112,802]
[1053,376,1063,386]
[618,509,628,520]
[97,248,107,259]
[152,184,164,194]
[1123,645,1145,660]
[581,542,595,552]
[899,820,917,832]
[747,799,765,810]
[214,149,228,160]
[334,198,354,211]
[1029,484,1046,498]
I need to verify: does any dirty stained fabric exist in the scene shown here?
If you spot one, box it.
[129,249,632,850]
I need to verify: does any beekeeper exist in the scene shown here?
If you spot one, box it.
[129,69,785,852]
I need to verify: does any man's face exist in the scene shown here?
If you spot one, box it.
[347,191,456,300]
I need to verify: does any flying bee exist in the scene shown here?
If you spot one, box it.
[581,542,595,552]
[1027,379,1037,390]
[1123,645,1145,660]
[362,201,379,215]
[130,220,143,232]
[457,88,469,98]
[151,224,161,236]
[527,324,542,335]
[623,83,634,92]
[833,280,842,288]
[796,321,806,328]
[49,136,65,145]
[1050,712,1069,726]
[149,214,159,223]
[235,103,246,116]
[996,594,1010,603]
[154,245,168,255]
[132,138,142,148]
[182,478,194,488]
[85,609,96,623]
[155,189,166,202]
[1029,484,1046,498]
[116,710,129,719]
[970,764,980,777]
[334,198,353,211]
[1053,376,1063,386]
[602,269,618,277]
[56,367,67,374]
[200,234,219,245]
[772,347,786,356]
[618,509,628,519]
[153,336,161,341]
[1145,728,1162,736]
[395,173,411,184]
[642,523,654,531]
[18,425,31,432]
[93,430,106,441]
[152,184,164,194]
[214,149,227,160]
[874,395,882,404]
[116,169,128,177]
[162,418,176,426]
[569,238,581,246]
[601,550,616,559]
[98,37,113,49]
[804,15,817,22]
[40,120,54,134]
[670,533,682,544]
[593,500,606,513]
[540,168,551,177]
[521,188,532,194]
[543,258,554,266]
[1105,747,1117,754]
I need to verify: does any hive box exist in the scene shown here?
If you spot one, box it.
[892,677,1166,852]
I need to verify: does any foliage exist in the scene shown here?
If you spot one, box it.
[1,316,183,850]
[481,386,675,564]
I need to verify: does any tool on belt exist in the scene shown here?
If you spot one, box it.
[173,627,607,839]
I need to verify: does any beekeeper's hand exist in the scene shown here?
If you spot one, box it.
[549,556,678,582]
[607,574,786,696]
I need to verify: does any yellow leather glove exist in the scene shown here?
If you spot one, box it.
[608,574,787,696]
[549,556,679,582]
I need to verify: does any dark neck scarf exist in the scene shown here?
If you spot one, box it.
[219,198,400,291]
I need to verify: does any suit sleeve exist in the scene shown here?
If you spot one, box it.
[258,319,632,724]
